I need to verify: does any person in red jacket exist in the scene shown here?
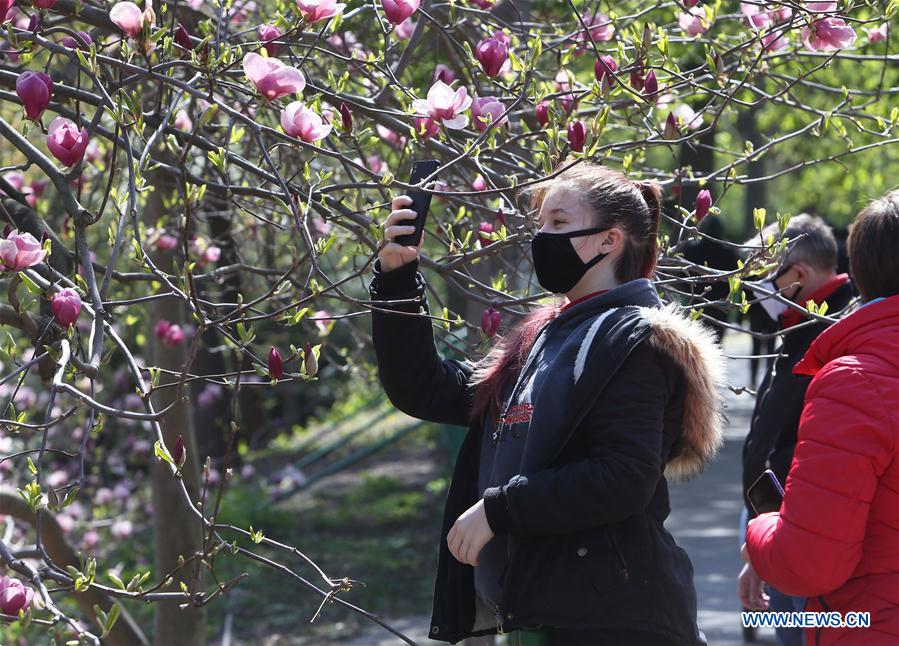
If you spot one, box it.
[742,190,899,645]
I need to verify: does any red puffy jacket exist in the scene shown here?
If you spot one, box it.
[746,294,899,645]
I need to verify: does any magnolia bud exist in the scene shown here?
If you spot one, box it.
[173,434,186,468]
[695,189,713,222]
[268,346,283,380]
[303,342,318,378]
[481,307,501,338]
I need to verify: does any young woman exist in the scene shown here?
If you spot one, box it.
[369,163,725,645]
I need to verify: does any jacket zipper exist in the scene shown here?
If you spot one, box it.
[608,532,630,581]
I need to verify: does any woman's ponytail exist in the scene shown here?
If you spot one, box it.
[637,180,662,278]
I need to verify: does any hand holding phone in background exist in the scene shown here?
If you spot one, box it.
[747,469,785,516]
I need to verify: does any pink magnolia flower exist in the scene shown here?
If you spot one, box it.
[31,177,47,197]
[229,0,256,24]
[679,7,709,36]
[16,71,53,121]
[477,221,494,247]
[0,0,13,23]
[740,3,771,30]
[381,0,419,26]
[394,17,415,39]
[567,120,586,152]
[0,229,47,271]
[313,309,333,333]
[469,0,494,8]
[110,1,153,38]
[296,0,345,24]
[480,307,501,337]
[155,319,171,340]
[806,2,837,13]
[770,7,793,23]
[83,140,103,164]
[173,23,192,50]
[671,104,702,130]
[1,172,37,207]
[470,95,507,132]
[476,35,509,77]
[154,231,179,251]
[258,23,281,56]
[174,109,192,131]
[577,11,614,44]
[434,63,455,84]
[802,17,857,51]
[52,288,82,327]
[472,175,487,192]
[243,53,306,101]
[0,577,34,616]
[162,324,184,346]
[47,117,90,167]
[110,519,133,539]
[594,55,618,86]
[865,23,888,44]
[762,30,789,51]
[554,69,577,113]
[683,0,698,6]
[83,530,99,548]
[34,0,59,10]
[695,189,712,222]
[411,80,472,130]
[376,124,406,148]
[197,383,224,408]
[62,31,92,49]
[189,236,220,266]
[414,116,439,139]
[366,154,386,174]
[280,102,332,142]
[535,100,550,127]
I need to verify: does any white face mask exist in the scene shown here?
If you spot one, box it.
[747,279,789,321]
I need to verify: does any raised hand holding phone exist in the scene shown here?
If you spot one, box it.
[378,159,439,272]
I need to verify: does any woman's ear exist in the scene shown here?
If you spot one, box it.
[598,226,624,253]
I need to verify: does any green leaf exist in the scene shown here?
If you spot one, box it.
[18,272,41,294]
[154,440,175,467]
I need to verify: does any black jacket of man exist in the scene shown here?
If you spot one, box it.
[741,276,854,513]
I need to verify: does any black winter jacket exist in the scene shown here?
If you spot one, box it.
[369,258,725,644]
[741,278,854,512]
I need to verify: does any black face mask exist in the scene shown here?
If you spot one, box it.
[773,263,802,302]
[530,227,609,294]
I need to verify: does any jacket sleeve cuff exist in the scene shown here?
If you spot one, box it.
[371,257,420,297]
[483,486,512,535]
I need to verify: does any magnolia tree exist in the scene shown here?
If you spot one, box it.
[0,0,895,643]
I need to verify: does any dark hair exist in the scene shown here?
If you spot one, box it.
[848,190,899,302]
[467,162,663,428]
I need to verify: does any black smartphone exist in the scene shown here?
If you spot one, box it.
[747,469,785,516]
[393,159,440,247]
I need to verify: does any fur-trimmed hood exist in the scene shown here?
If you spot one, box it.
[480,278,726,481]
[639,303,726,481]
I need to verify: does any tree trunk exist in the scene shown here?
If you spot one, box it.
[145,173,207,646]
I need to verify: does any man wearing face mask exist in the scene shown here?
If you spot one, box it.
[738,214,853,646]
